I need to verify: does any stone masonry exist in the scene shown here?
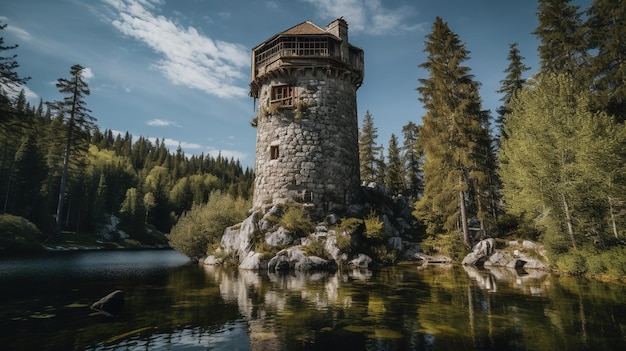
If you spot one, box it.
[250,18,364,214]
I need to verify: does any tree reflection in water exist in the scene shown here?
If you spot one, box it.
[2,251,625,350]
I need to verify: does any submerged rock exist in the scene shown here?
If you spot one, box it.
[91,290,124,316]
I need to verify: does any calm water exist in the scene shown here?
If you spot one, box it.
[0,250,625,351]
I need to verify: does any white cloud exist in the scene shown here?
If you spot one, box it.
[147,118,181,127]
[82,67,94,80]
[301,0,422,35]
[102,0,248,98]
[3,22,32,42]
[0,82,39,103]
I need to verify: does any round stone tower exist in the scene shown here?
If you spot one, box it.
[250,18,364,214]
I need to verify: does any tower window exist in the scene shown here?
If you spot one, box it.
[271,84,297,106]
[270,145,279,160]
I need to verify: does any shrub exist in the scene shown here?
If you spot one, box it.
[168,191,250,260]
[363,211,385,243]
[371,245,398,265]
[555,250,587,276]
[302,235,327,258]
[421,232,467,261]
[0,214,44,255]
[279,204,315,237]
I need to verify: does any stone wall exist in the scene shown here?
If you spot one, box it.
[252,68,361,214]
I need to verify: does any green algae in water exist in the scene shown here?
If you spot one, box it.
[30,313,56,319]
[65,303,89,308]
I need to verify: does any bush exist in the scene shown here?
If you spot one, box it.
[168,191,250,260]
[555,250,587,276]
[0,214,44,255]
[363,211,385,243]
[279,204,315,237]
[421,232,467,261]
[302,235,327,258]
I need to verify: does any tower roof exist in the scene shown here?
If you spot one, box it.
[280,20,330,36]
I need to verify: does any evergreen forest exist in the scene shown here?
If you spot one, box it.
[358,0,626,279]
[0,27,254,251]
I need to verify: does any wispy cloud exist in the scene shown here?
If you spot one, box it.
[1,20,32,42]
[147,118,181,127]
[301,0,423,35]
[101,0,248,98]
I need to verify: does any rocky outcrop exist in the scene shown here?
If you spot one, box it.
[462,238,547,270]
[204,182,422,272]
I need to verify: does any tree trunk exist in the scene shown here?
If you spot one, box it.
[460,176,470,248]
[561,192,577,250]
[608,196,618,239]
[55,129,72,242]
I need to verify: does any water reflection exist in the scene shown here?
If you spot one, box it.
[2,251,625,350]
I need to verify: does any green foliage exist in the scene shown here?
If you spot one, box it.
[363,211,385,243]
[302,235,328,258]
[370,245,398,265]
[168,191,250,260]
[359,110,383,183]
[421,232,468,261]
[555,250,588,276]
[555,245,626,279]
[279,204,315,237]
[499,73,626,256]
[0,214,44,254]
[416,17,498,248]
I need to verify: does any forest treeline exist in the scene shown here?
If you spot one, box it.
[0,24,253,246]
[358,0,626,278]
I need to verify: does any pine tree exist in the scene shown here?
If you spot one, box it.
[533,0,588,78]
[385,134,404,196]
[358,111,382,183]
[415,17,496,248]
[585,0,626,121]
[401,121,423,199]
[496,43,530,140]
[499,73,626,253]
[48,64,96,240]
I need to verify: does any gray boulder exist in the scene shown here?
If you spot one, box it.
[348,253,373,268]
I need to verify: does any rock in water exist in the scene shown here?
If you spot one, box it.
[91,290,124,316]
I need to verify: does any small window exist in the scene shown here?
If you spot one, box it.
[271,84,297,106]
[302,190,313,202]
[270,145,279,160]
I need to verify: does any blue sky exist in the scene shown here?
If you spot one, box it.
[1,0,590,169]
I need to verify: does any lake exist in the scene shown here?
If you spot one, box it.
[0,249,624,350]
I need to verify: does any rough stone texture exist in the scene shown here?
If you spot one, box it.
[221,211,259,261]
[267,247,335,272]
[252,71,361,214]
[239,251,264,270]
[348,253,373,268]
[265,227,293,247]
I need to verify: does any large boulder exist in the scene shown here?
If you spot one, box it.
[348,253,373,268]
[221,211,259,261]
[267,247,335,273]
[265,227,293,247]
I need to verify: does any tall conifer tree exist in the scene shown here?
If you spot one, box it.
[585,0,626,121]
[415,17,495,248]
[49,64,96,240]
[534,0,588,78]
[358,111,382,183]
[401,121,423,199]
[385,134,404,195]
[496,43,530,140]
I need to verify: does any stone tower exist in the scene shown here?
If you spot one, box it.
[250,18,364,214]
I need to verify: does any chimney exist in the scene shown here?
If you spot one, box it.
[326,17,349,63]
